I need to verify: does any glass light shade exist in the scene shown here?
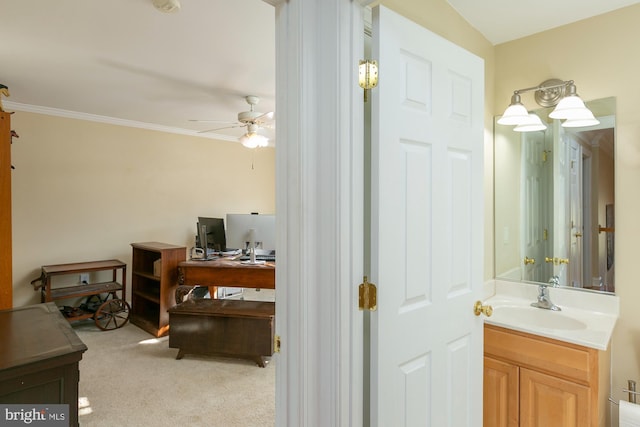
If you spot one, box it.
[239,132,269,148]
[497,94,530,125]
[561,116,600,128]
[513,114,547,132]
[548,94,593,119]
[560,102,599,127]
[497,104,530,125]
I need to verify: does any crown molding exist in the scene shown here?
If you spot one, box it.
[2,100,238,143]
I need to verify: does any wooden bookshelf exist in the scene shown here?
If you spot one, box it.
[130,242,186,337]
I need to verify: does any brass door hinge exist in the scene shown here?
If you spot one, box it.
[358,59,378,102]
[274,334,281,353]
[359,276,377,311]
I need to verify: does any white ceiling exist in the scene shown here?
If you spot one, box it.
[1,0,635,145]
[1,0,276,143]
[447,0,640,45]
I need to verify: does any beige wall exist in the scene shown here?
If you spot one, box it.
[493,127,522,278]
[494,4,640,422]
[11,112,275,306]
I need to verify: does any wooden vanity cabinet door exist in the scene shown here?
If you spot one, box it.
[519,367,590,427]
[484,357,519,427]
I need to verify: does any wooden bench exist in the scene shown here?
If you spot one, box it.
[167,299,275,367]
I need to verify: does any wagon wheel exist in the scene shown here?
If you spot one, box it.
[94,299,130,330]
[83,293,108,312]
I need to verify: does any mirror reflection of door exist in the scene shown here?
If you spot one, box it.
[551,124,570,285]
[564,124,615,291]
[568,137,584,287]
[494,98,615,293]
[521,130,549,282]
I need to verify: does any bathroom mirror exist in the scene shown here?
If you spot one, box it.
[494,97,615,293]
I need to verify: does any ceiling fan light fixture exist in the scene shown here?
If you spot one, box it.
[240,132,269,149]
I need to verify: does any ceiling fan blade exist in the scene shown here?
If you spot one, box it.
[197,124,246,134]
[254,111,275,123]
[189,119,238,124]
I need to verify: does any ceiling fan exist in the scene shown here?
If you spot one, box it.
[191,95,274,148]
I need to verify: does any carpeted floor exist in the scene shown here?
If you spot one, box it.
[72,290,275,427]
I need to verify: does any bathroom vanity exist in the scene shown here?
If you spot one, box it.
[484,324,609,427]
[482,280,618,427]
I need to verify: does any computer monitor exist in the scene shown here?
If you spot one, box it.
[225,213,275,254]
[196,217,227,252]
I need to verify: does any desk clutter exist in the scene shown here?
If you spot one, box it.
[192,214,276,264]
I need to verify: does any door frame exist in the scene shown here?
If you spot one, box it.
[268,0,371,425]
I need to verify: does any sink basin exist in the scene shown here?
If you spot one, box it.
[491,306,587,331]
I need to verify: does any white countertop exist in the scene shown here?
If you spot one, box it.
[483,279,619,351]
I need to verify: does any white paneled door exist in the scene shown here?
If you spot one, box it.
[370,6,485,426]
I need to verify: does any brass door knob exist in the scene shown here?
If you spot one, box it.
[474,301,493,317]
[523,256,535,265]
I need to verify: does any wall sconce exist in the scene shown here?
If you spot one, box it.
[359,60,378,102]
[239,123,269,149]
[498,79,599,131]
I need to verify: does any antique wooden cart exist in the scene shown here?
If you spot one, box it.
[30,260,130,330]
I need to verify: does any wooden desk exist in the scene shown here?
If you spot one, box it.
[178,258,275,292]
[0,302,87,427]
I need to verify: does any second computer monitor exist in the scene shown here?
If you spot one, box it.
[225,213,275,253]
[197,217,226,251]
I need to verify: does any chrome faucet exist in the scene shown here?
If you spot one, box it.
[530,276,561,311]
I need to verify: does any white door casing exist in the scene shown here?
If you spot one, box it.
[272,0,366,425]
[370,6,484,426]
